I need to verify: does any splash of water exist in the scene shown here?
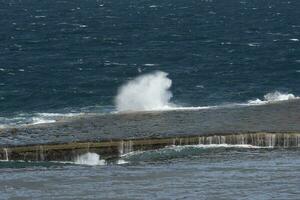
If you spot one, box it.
[248,91,299,105]
[74,152,106,166]
[115,71,175,112]
[114,71,299,112]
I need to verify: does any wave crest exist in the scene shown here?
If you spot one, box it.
[248,91,299,105]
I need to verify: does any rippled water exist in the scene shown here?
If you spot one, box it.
[1,147,300,199]
[1,0,300,198]
[1,0,300,124]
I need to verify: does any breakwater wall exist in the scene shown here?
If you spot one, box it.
[1,132,300,162]
[1,100,300,162]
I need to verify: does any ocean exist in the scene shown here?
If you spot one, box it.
[0,0,300,199]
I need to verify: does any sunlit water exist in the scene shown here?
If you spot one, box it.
[0,148,300,199]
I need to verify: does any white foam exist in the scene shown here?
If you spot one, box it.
[0,112,84,128]
[74,152,106,166]
[116,159,129,165]
[183,91,299,109]
[37,113,83,117]
[115,71,176,112]
[31,117,56,125]
[248,43,260,47]
[247,91,299,105]
[143,63,159,66]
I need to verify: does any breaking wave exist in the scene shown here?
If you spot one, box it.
[0,69,299,127]
[247,91,299,105]
[115,71,299,112]
[115,71,176,112]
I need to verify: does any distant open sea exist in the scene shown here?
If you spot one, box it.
[0,0,300,199]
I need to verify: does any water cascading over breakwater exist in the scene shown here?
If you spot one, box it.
[3,148,9,161]
[118,140,133,155]
[1,133,300,162]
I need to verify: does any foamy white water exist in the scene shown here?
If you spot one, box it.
[74,152,106,166]
[247,91,299,105]
[37,113,83,117]
[31,113,84,125]
[0,112,85,128]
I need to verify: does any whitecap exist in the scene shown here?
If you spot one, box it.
[143,63,159,66]
[247,91,299,105]
[37,113,82,117]
[0,112,84,128]
[248,43,260,47]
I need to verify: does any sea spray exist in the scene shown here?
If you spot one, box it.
[248,91,299,105]
[74,152,106,166]
[115,71,175,111]
[115,71,299,112]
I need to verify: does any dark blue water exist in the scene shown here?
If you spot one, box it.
[1,0,300,119]
[1,1,300,198]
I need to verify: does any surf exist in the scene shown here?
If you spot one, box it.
[114,71,299,112]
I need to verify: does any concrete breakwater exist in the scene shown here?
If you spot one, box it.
[1,100,300,162]
[1,132,300,162]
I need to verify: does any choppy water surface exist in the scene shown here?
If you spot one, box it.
[1,0,300,198]
[0,147,300,199]
[1,0,300,125]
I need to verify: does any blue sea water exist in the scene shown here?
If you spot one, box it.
[1,0,300,199]
[1,147,300,199]
[1,0,300,120]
